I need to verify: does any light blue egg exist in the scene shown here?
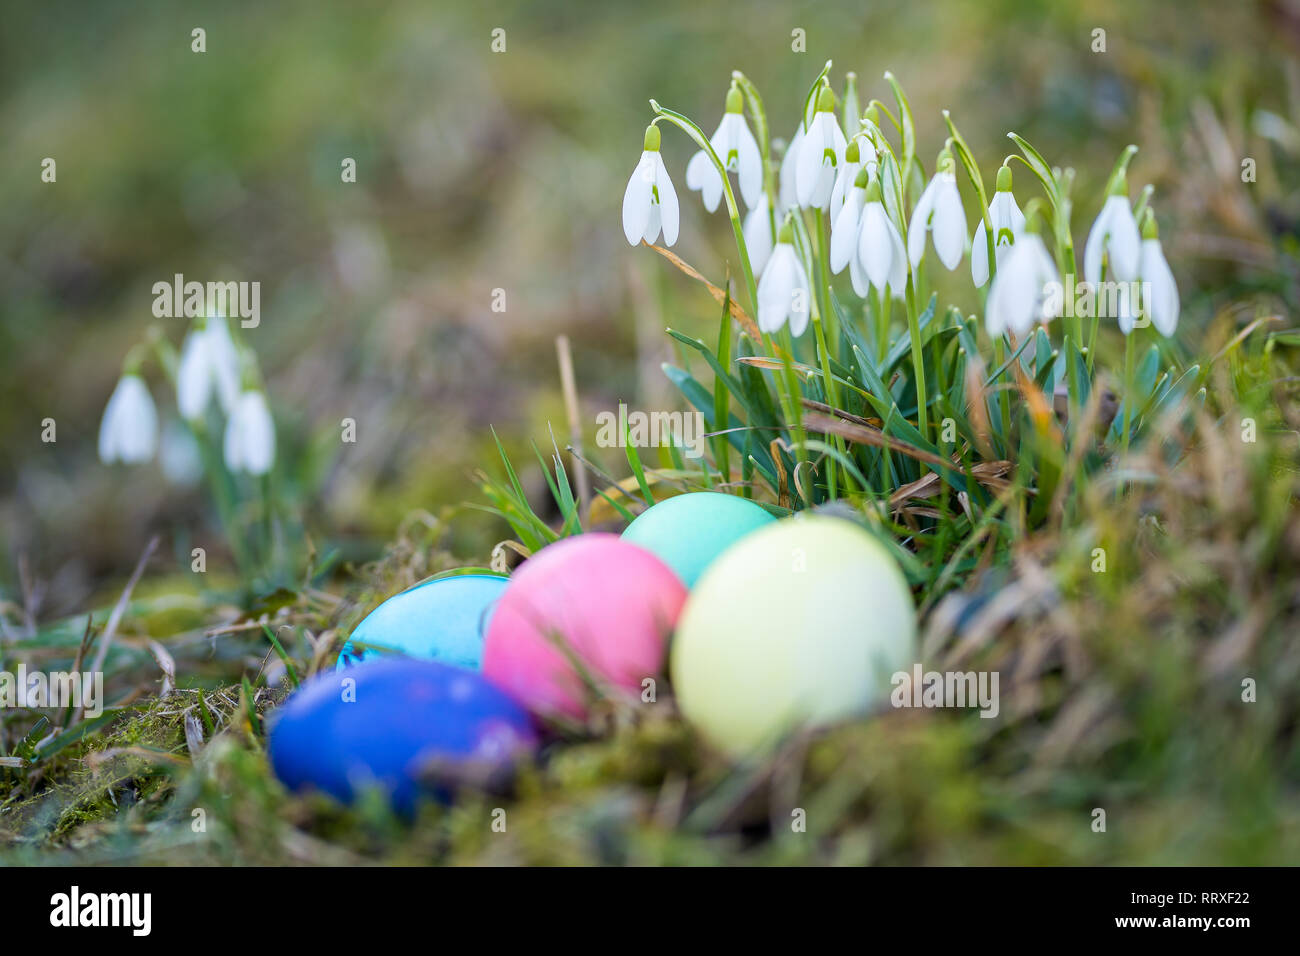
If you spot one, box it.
[620,492,777,588]
[336,572,508,671]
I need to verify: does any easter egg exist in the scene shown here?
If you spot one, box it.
[482,534,687,720]
[670,515,916,756]
[269,659,537,809]
[620,491,777,587]
[336,572,507,671]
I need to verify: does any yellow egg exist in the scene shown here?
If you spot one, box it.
[670,515,916,757]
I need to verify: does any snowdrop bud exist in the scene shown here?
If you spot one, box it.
[622,124,679,247]
[98,373,158,465]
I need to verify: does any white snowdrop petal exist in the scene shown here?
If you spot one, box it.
[830,189,863,274]
[971,220,990,287]
[1083,200,1110,287]
[743,198,773,276]
[1105,196,1141,282]
[906,177,938,267]
[779,126,804,212]
[859,204,894,292]
[176,331,212,420]
[795,117,827,207]
[1142,238,1180,336]
[887,217,908,296]
[735,118,763,208]
[622,153,655,246]
[655,153,680,247]
[788,258,811,337]
[757,246,795,333]
[932,178,966,271]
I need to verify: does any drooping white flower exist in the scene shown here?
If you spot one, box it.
[622,125,680,248]
[830,165,867,276]
[685,86,763,211]
[986,232,1061,338]
[778,124,804,213]
[177,313,242,419]
[205,314,242,414]
[907,151,966,271]
[1083,177,1140,285]
[972,165,1027,287]
[756,220,811,337]
[795,87,847,210]
[743,193,774,276]
[1132,212,1179,337]
[856,180,908,298]
[223,389,276,475]
[98,373,158,465]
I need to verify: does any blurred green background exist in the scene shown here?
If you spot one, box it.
[2,0,1296,610]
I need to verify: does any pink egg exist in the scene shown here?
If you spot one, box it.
[482,534,687,720]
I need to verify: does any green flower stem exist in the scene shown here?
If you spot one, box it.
[812,209,844,499]
[1121,327,1136,462]
[904,278,930,440]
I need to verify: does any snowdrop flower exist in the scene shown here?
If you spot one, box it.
[743,193,774,276]
[685,86,762,211]
[1083,174,1140,285]
[778,123,804,213]
[829,138,865,223]
[796,87,847,210]
[757,219,811,337]
[98,372,158,465]
[986,231,1061,338]
[223,389,276,475]
[856,179,908,298]
[176,314,241,419]
[622,125,680,247]
[907,149,966,271]
[1132,210,1179,337]
[830,164,867,276]
[972,165,1027,287]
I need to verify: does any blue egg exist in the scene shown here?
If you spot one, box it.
[269,659,538,809]
[336,572,508,671]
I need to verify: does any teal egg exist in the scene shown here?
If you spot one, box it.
[620,492,776,587]
[336,572,508,671]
